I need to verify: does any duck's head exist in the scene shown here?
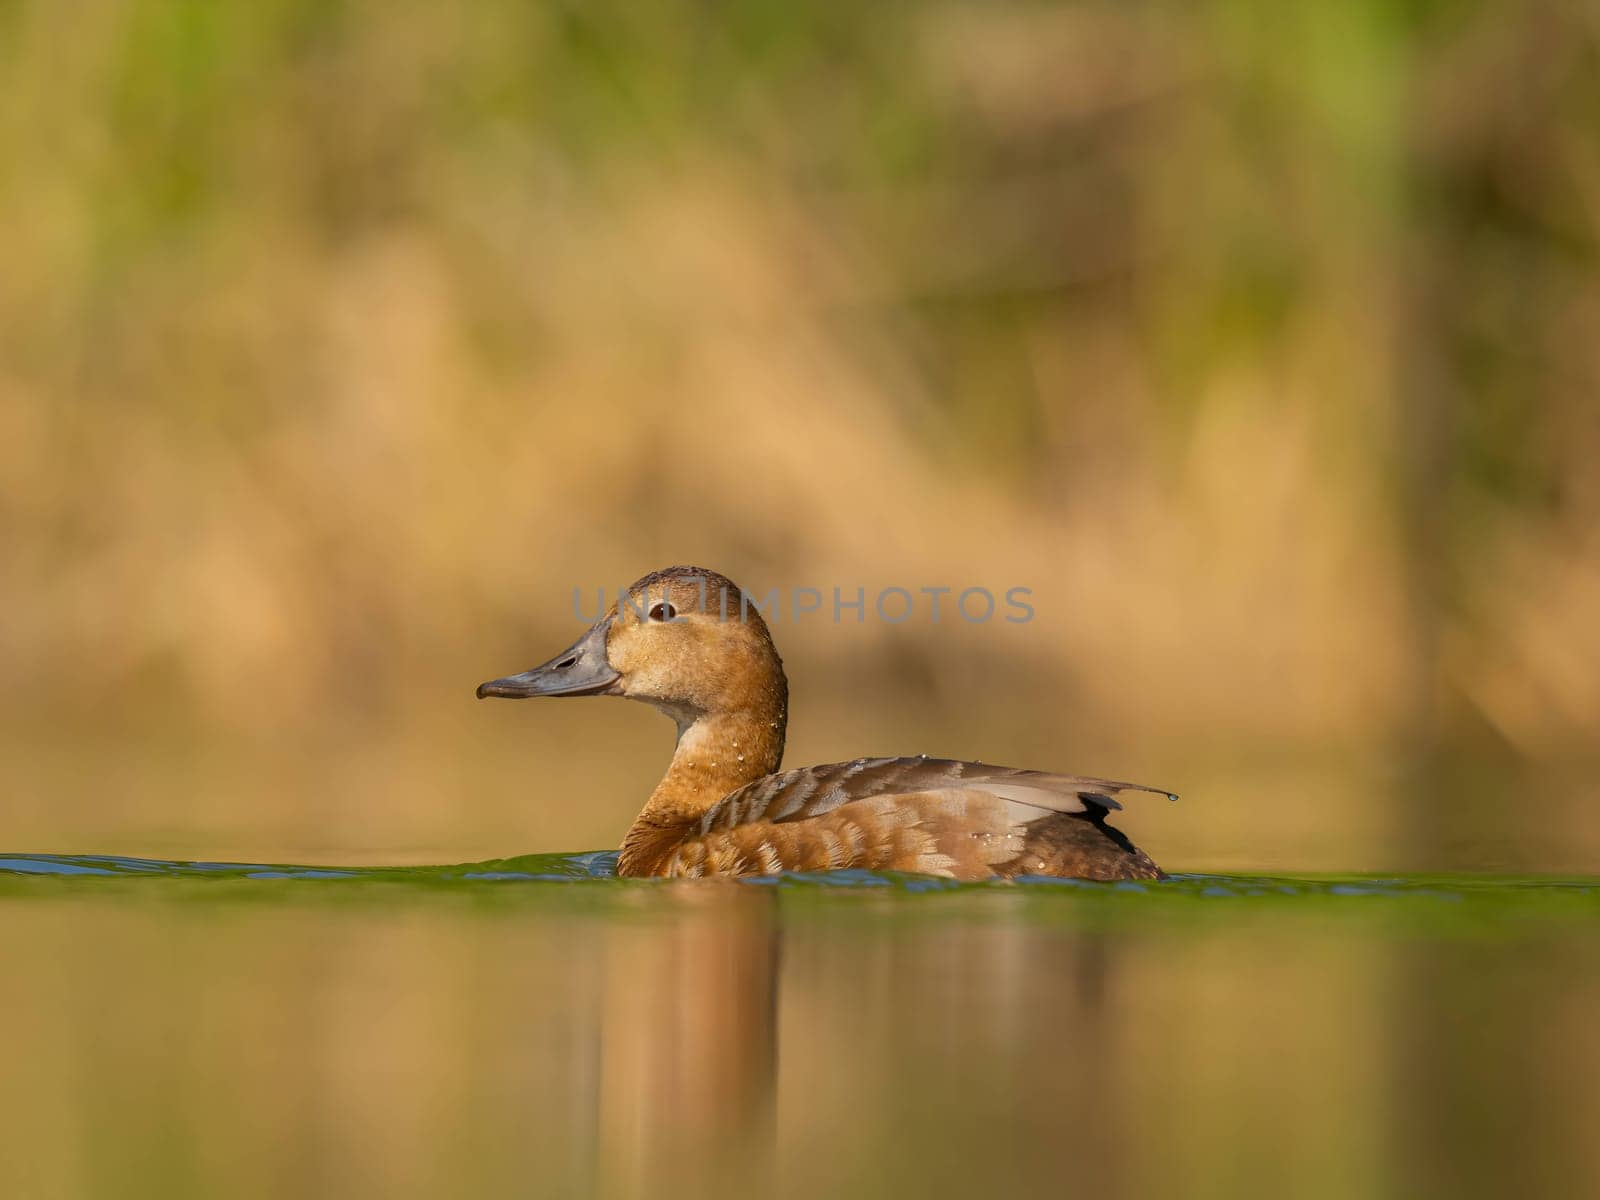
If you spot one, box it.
[476,566,788,740]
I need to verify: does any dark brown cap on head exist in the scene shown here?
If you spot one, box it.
[626,565,752,621]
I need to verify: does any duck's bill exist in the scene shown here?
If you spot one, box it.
[476,620,620,699]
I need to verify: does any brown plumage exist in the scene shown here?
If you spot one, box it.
[477,566,1172,881]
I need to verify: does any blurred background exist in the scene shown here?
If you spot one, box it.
[6,6,1600,1199]
[3,0,1599,871]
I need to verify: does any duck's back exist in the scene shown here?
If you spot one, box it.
[636,757,1169,881]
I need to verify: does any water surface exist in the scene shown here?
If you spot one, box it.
[3,855,1597,1199]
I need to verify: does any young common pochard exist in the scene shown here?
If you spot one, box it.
[478,566,1172,880]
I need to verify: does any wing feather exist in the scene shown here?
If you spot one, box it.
[703,756,1176,832]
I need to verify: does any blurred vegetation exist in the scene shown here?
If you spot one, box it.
[1,0,1597,867]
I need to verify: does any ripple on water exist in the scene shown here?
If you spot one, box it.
[0,852,1595,910]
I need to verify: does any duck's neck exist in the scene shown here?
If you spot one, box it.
[619,706,786,875]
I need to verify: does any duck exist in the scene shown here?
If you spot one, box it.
[477,566,1172,881]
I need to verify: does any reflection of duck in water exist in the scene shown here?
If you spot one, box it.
[478,566,1172,880]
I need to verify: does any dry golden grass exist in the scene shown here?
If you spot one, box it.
[1,0,1596,867]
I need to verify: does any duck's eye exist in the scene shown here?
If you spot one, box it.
[647,601,677,622]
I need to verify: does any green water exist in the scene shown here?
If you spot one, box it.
[3,857,1598,1200]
